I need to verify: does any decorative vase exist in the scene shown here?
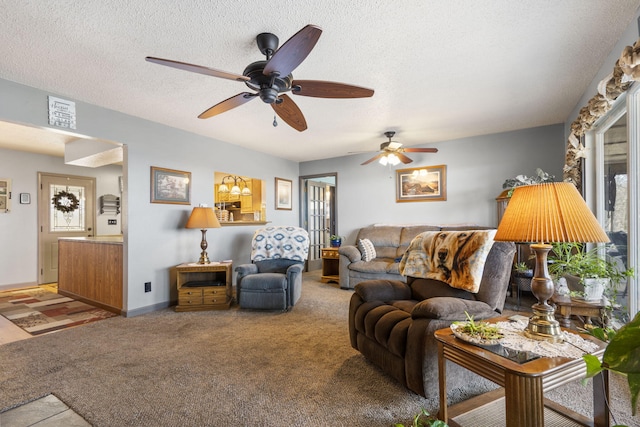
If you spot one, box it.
[330,238,341,248]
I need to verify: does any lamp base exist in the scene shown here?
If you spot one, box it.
[525,243,563,343]
[524,304,563,343]
[197,251,210,264]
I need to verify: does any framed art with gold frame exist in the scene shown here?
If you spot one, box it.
[395,165,446,202]
[150,166,191,205]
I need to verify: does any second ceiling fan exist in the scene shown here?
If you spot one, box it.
[361,132,438,165]
[146,24,374,132]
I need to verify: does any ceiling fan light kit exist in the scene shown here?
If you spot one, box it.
[146,25,374,132]
[361,131,439,166]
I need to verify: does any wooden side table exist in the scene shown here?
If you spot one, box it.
[175,262,232,311]
[551,294,609,328]
[320,247,340,283]
[435,319,609,427]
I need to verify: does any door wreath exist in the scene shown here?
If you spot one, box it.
[52,190,80,213]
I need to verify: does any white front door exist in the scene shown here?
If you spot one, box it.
[38,173,96,284]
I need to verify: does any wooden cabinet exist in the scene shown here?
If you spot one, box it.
[58,237,123,314]
[321,248,340,283]
[175,262,232,311]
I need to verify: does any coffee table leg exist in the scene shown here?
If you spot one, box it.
[593,369,610,427]
[505,372,544,427]
[438,341,448,422]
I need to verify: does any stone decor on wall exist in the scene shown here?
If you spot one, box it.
[564,38,640,190]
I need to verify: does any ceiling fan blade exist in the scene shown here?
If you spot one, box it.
[146,57,249,82]
[403,148,439,153]
[292,80,374,98]
[361,153,386,165]
[396,152,413,164]
[198,92,257,119]
[272,94,307,132]
[263,25,322,77]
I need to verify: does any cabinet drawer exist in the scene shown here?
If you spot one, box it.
[323,249,339,259]
[203,287,227,297]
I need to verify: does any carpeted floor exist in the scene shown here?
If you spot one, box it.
[0,287,118,336]
[0,272,635,426]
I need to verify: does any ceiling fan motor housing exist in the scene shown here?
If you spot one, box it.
[243,61,293,104]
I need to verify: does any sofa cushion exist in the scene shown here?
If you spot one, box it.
[397,225,442,258]
[349,259,397,274]
[400,229,497,293]
[409,277,474,301]
[358,238,377,261]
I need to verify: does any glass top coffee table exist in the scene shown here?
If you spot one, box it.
[435,317,609,427]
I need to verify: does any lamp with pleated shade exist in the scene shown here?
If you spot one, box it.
[494,182,609,342]
[185,206,221,264]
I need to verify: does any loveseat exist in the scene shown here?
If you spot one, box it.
[348,236,515,398]
[338,224,491,289]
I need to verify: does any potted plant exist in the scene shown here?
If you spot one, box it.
[583,311,640,425]
[514,261,533,278]
[329,235,343,247]
[548,242,634,302]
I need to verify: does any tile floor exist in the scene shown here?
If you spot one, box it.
[0,395,90,426]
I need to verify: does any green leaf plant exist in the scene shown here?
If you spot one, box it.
[583,311,640,426]
[394,408,448,427]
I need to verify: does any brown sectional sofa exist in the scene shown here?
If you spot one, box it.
[338,224,491,290]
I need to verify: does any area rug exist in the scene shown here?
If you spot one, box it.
[0,287,117,336]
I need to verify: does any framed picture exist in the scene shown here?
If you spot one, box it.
[275,177,292,210]
[151,166,191,205]
[20,193,30,204]
[396,165,447,202]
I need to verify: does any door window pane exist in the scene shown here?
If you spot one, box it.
[50,184,86,232]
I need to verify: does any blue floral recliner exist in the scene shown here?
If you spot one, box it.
[235,226,310,310]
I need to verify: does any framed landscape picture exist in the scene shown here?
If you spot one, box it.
[151,166,191,205]
[395,165,447,202]
[275,177,292,210]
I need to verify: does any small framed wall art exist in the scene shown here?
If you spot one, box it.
[20,193,31,204]
[151,166,191,205]
[396,164,447,202]
[275,177,292,210]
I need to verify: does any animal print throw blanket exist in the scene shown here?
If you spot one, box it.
[399,230,497,293]
[251,226,310,262]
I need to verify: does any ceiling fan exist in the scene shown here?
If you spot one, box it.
[145,24,374,132]
[361,132,438,166]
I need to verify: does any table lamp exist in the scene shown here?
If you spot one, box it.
[185,206,221,264]
[494,182,609,342]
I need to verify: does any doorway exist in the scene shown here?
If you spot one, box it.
[300,173,337,271]
[38,173,96,284]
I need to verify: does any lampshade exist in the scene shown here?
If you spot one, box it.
[218,183,229,193]
[494,182,609,244]
[230,185,241,195]
[185,207,221,229]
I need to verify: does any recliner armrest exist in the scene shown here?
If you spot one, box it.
[338,245,362,263]
[354,279,411,302]
[235,263,258,280]
[411,297,496,320]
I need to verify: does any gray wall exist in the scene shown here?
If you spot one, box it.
[300,125,566,244]
[0,78,300,315]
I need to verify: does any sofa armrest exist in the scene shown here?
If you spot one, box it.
[338,245,362,263]
[411,297,496,320]
[354,279,412,302]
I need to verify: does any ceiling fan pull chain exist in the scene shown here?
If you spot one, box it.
[273,115,278,127]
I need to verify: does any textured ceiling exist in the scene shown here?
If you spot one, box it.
[1,1,639,162]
